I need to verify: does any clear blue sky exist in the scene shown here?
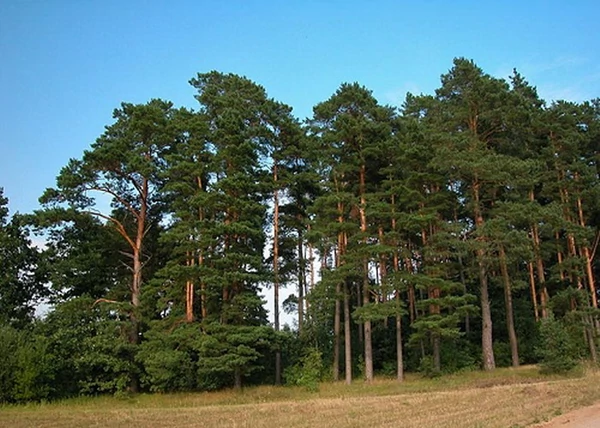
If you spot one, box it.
[1,0,599,216]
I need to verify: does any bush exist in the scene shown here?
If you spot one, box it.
[40,297,137,396]
[440,338,479,373]
[492,342,512,368]
[284,347,323,391]
[380,360,398,377]
[193,324,275,390]
[137,325,198,392]
[536,315,579,374]
[12,336,54,402]
[418,355,441,378]
[0,326,54,403]
[0,326,22,402]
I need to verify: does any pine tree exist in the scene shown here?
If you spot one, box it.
[40,99,178,391]
[309,83,395,382]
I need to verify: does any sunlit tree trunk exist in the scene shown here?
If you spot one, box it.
[473,179,495,371]
[273,163,281,385]
[499,245,519,367]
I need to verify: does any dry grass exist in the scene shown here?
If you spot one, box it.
[2,366,600,428]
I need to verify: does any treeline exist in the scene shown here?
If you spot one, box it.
[1,58,600,402]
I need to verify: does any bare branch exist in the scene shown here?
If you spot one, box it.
[591,229,600,260]
[120,260,135,272]
[86,184,141,221]
[119,250,135,259]
[84,210,137,250]
[92,298,122,307]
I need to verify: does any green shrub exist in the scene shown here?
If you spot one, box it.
[418,355,441,378]
[0,326,22,402]
[440,338,479,373]
[284,347,323,391]
[0,326,54,403]
[137,325,198,392]
[12,336,54,402]
[493,342,512,368]
[380,360,398,377]
[536,315,578,374]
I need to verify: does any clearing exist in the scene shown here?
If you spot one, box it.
[2,366,600,427]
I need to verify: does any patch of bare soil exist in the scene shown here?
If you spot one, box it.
[535,403,600,428]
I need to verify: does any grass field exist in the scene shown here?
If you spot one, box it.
[2,366,599,427]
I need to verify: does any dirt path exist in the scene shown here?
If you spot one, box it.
[536,403,600,427]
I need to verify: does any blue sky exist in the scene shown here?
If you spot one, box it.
[1,1,599,217]
[2,0,599,325]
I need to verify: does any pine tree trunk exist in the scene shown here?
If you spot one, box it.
[193,176,207,321]
[297,232,305,333]
[560,183,584,289]
[234,368,242,390]
[529,190,548,319]
[405,252,416,323]
[308,237,315,293]
[357,284,363,345]
[186,281,194,322]
[358,164,373,382]
[128,177,148,393]
[363,259,373,382]
[333,282,341,381]
[408,283,416,323]
[379,226,388,327]
[391,199,404,382]
[527,262,540,322]
[199,251,207,320]
[556,231,566,283]
[333,235,342,381]
[432,335,441,373]
[458,252,471,333]
[479,254,495,371]
[582,245,598,308]
[273,164,281,385]
[575,190,598,308]
[499,246,519,367]
[185,251,195,323]
[344,280,352,385]
[396,298,404,382]
[455,209,470,332]
[473,180,495,371]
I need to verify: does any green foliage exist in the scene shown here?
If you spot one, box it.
[418,355,441,378]
[536,315,579,374]
[39,297,135,397]
[0,189,46,328]
[194,324,276,390]
[30,209,127,301]
[136,324,198,392]
[284,347,323,391]
[493,342,513,368]
[0,326,54,403]
[440,338,479,373]
[353,300,402,323]
[12,334,54,402]
[7,59,600,404]
[76,330,137,395]
[0,325,25,402]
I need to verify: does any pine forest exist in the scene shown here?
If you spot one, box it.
[3,58,600,401]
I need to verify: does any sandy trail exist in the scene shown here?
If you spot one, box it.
[536,403,600,428]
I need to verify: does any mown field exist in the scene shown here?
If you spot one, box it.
[2,366,599,428]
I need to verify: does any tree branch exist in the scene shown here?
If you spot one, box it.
[86,184,141,222]
[591,229,600,261]
[84,210,137,250]
[92,298,122,307]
